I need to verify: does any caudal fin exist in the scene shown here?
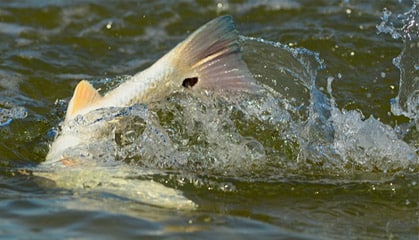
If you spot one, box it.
[172,16,258,91]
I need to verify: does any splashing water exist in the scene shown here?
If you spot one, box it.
[1,1,416,238]
[378,1,419,125]
[40,34,417,188]
[0,102,27,127]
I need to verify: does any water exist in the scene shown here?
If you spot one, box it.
[0,0,418,239]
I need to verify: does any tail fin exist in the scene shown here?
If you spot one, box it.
[172,15,258,91]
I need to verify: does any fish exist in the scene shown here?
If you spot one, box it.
[46,15,257,163]
[35,15,257,210]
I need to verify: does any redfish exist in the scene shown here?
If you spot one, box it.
[37,16,258,210]
[46,15,257,162]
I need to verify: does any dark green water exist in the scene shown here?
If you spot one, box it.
[0,0,418,239]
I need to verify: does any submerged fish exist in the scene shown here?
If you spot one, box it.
[36,16,257,209]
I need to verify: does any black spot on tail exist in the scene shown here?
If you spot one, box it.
[182,77,198,88]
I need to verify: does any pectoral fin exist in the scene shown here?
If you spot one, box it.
[65,80,102,121]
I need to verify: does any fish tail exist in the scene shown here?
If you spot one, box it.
[171,15,258,91]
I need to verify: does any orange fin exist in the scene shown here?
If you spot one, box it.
[65,80,102,121]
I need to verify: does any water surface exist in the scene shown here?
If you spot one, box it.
[0,0,418,239]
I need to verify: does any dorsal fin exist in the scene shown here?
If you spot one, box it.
[65,80,102,121]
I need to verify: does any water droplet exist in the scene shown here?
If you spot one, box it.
[327,76,334,95]
[106,22,112,29]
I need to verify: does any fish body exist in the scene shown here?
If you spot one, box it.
[39,16,257,209]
